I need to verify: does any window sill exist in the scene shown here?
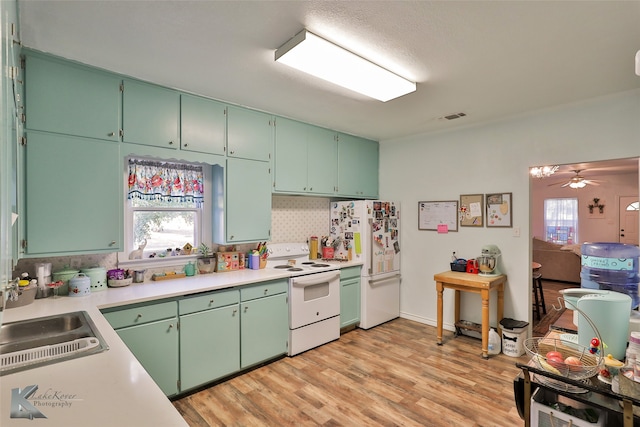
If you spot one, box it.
[118,254,200,270]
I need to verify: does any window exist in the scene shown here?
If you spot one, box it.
[627,202,639,211]
[544,198,578,244]
[126,158,209,258]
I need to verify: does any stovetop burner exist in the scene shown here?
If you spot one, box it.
[288,268,303,272]
[274,265,292,269]
[311,263,330,267]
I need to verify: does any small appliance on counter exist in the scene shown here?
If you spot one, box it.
[477,244,502,276]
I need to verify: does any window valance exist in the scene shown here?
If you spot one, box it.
[127,159,204,207]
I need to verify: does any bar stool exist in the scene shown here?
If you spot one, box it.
[532,262,546,320]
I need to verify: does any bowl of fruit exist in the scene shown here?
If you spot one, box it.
[524,336,603,381]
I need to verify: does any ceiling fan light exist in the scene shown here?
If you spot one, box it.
[275,29,416,102]
[530,165,559,178]
[569,180,587,189]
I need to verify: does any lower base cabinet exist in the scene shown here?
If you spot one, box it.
[102,301,179,396]
[102,279,289,397]
[340,266,362,328]
[178,290,240,392]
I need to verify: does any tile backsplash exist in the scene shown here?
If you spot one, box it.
[12,195,331,278]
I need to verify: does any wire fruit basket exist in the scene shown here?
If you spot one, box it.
[524,297,604,386]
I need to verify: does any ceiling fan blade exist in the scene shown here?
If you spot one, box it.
[547,180,568,187]
[583,180,601,186]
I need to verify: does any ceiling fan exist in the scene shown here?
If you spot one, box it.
[548,169,605,188]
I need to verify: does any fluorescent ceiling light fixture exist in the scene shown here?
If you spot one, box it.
[275,29,416,102]
[530,165,559,179]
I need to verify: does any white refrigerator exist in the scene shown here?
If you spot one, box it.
[330,200,401,329]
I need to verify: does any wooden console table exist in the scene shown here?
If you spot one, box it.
[434,271,506,358]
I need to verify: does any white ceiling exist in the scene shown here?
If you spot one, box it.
[17,1,640,142]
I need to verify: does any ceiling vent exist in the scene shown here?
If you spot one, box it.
[440,112,467,121]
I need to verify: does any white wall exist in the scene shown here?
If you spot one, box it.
[379,90,640,332]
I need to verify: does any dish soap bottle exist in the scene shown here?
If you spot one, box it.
[488,327,501,355]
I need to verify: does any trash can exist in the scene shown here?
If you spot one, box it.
[500,318,529,357]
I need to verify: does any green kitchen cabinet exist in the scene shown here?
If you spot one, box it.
[24,54,121,141]
[122,79,180,149]
[337,133,379,198]
[102,301,179,397]
[22,131,122,256]
[213,157,271,244]
[178,290,240,392]
[273,117,337,195]
[340,266,361,328]
[240,280,289,368]
[180,94,226,155]
[226,105,273,162]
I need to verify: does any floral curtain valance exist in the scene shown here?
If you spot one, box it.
[127,159,204,207]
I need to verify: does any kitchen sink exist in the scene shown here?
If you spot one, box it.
[0,311,109,375]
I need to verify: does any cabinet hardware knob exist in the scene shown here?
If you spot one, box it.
[232,309,237,315]
[136,314,142,319]
[209,299,215,304]
[230,150,235,154]
[168,141,174,145]
[264,289,268,294]
[169,324,173,329]
[107,132,115,137]
[183,143,188,147]
[244,306,248,312]
[309,187,312,191]
[316,312,320,316]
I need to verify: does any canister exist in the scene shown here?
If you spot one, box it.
[309,236,318,260]
[68,273,91,297]
[81,266,107,292]
[52,266,80,296]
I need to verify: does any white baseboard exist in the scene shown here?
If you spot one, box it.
[399,311,456,332]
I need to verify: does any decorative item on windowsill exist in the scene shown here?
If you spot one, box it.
[588,198,605,214]
[128,239,147,260]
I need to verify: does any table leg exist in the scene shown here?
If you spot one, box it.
[497,283,504,337]
[436,281,443,345]
[481,288,489,359]
[454,289,461,326]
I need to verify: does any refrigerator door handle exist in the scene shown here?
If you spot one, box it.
[368,218,373,275]
[369,273,402,286]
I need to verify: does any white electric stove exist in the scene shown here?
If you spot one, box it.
[266,242,341,356]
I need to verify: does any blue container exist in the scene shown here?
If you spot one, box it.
[581,243,640,308]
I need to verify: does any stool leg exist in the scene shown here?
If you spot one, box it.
[532,277,541,320]
[537,277,546,314]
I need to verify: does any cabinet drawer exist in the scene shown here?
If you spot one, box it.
[179,289,239,315]
[340,266,362,280]
[240,280,288,302]
[102,301,177,329]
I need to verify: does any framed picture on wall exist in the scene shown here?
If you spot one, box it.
[459,194,484,227]
[486,192,512,228]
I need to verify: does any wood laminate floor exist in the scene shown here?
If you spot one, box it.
[173,318,529,426]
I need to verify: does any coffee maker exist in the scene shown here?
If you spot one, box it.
[477,244,502,276]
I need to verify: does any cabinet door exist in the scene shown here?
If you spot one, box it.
[224,158,271,243]
[180,94,226,155]
[337,133,379,198]
[340,277,361,328]
[227,106,272,162]
[240,293,288,368]
[273,117,308,192]
[25,55,121,141]
[359,138,379,198]
[180,304,240,391]
[307,125,337,195]
[122,80,179,149]
[116,318,179,396]
[24,132,122,255]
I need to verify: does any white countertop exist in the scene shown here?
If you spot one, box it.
[1,261,362,426]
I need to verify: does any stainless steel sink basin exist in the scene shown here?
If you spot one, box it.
[0,311,108,375]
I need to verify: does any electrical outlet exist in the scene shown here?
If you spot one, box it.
[70,258,81,269]
[512,227,521,237]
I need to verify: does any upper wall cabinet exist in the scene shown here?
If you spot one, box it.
[180,94,226,156]
[273,117,337,195]
[337,133,379,198]
[24,54,121,141]
[23,131,122,256]
[226,106,272,162]
[122,79,180,149]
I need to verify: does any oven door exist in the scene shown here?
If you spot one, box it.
[289,270,340,329]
